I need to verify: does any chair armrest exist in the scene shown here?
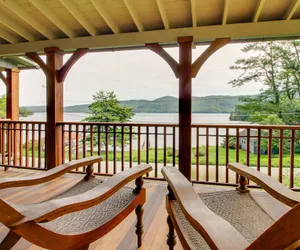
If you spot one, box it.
[228,162,300,207]
[162,166,249,250]
[0,156,102,190]
[10,164,152,228]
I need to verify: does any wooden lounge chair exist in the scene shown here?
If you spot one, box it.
[162,163,300,250]
[0,156,152,250]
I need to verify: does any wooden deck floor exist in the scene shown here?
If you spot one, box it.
[0,168,289,250]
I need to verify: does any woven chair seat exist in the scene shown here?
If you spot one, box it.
[18,178,136,235]
[171,190,275,250]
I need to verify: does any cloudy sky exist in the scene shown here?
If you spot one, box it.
[0,43,263,106]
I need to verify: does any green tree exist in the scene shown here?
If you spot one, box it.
[83,91,134,147]
[0,95,6,118]
[229,41,300,125]
[84,91,134,123]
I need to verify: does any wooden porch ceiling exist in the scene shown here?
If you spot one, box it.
[0,0,299,56]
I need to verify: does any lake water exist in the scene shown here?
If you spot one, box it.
[21,112,248,124]
[21,113,249,148]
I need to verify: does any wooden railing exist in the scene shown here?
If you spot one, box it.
[0,120,46,169]
[0,120,299,189]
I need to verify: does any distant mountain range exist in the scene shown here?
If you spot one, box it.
[24,95,250,114]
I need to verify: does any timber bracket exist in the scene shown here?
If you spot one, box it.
[191,38,231,78]
[0,71,8,86]
[26,48,89,82]
[145,43,180,78]
[146,37,231,79]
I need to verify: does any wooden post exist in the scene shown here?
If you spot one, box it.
[5,69,20,168]
[45,47,64,169]
[178,37,193,180]
[146,37,230,180]
[6,68,20,120]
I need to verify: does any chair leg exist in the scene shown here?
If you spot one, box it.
[0,230,21,250]
[167,215,176,250]
[135,204,144,248]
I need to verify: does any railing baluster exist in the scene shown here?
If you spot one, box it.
[163,126,166,166]
[90,125,94,157]
[225,128,229,183]
[235,128,239,183]
[62,124,65,164]
[32,124,35,168]
[215,128,219,183]
[206,127,209,182]
[2,123,5,165]
[25,123,29,167]
[246,128,250,167]
[146,126,149,177]
[138,126,141,164]
[268,129,272,176]
[75,124,79,160]
[38,124,41,168]
[257,128,261,171]
[97,125,101,172]
[7,123,11,165]
[172,127,175,167]
[155,126,158,177]
[279,129,283,183]
[290,130,295,189]
[113,125,116,174]
[83,124,86,159]
[105,125,109,173]
[19,123,23,167]
[196,127,200,181]
[129,126,132,168]
[121,126,124,171]
[13,123,17,166]
[69,124,72,162]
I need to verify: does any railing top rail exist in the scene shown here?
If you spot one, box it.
[0,120,46,125]
[191,124,300,130]
[57,121,179,127]
[1,120,299,130]
[57,121,300,130]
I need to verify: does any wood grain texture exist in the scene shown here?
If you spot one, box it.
[9,164,152,226]
[228,162,300,207]
[161,166,249,250]
[0,168,294,250]
[0,156,102,190]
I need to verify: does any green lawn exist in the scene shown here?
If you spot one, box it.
[25,145,300,168]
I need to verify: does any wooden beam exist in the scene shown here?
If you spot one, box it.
[0,11,37,41]
[58,48,89,82]
[0,28,20,44]
[222,0,230,25]
[0,0,55,40]
[253,0,266,22]
[6,68,20,120]
[192,38,231,77]
[58,0,97,36]
[28,0,75,38]
[156,0,169,29]
[1,19,300,56]
[0,71,8,86]
[90,0,120,34]
[178,36,193,180]
[190,0,197,27]
[145,43,179,77]
[283,0,300,20]
[123,0,144,32]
